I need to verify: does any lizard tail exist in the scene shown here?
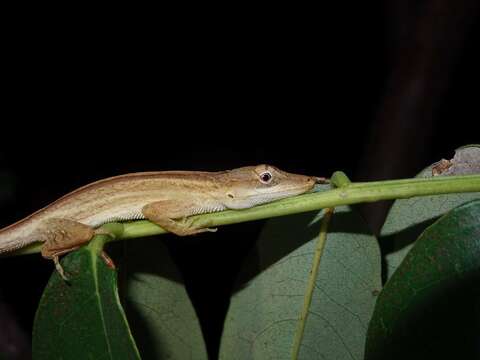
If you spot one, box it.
[0,231,31,254]
[0,219,39,255]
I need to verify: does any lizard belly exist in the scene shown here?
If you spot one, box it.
[77,201,226,228]
[79,205,146,228]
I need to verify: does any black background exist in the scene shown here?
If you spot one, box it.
[1,2,479,359]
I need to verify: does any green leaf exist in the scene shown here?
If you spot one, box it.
[383,145,480,279]
[32,235,140,360]
[219,206,381,360]
[365,200,480,360]
[119,236,208,360]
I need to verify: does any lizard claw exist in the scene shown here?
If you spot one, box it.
[53,256,69,281]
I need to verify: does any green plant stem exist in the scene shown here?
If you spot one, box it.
[331,171,352,187]
[291,207,334,360]
[9,174,480,256]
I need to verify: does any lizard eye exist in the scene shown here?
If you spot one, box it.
[259,171,273,184]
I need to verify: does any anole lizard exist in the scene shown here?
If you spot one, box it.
[0,164,320,278]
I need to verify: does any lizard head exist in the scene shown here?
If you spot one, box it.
[218,164,317,210]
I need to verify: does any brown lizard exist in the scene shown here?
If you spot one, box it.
[0,165,320,278]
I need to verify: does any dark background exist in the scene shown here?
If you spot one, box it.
[1,1,479,359]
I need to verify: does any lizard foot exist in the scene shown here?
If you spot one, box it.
[101,251,116,269]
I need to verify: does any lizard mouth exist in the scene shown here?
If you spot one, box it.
[249,184,314,205]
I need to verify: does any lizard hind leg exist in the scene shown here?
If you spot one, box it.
[39,218,95,280]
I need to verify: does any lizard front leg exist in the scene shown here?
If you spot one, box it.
[142,200,217,236]
[38,218,95,280]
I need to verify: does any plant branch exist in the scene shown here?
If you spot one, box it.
[9,174,480,256]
